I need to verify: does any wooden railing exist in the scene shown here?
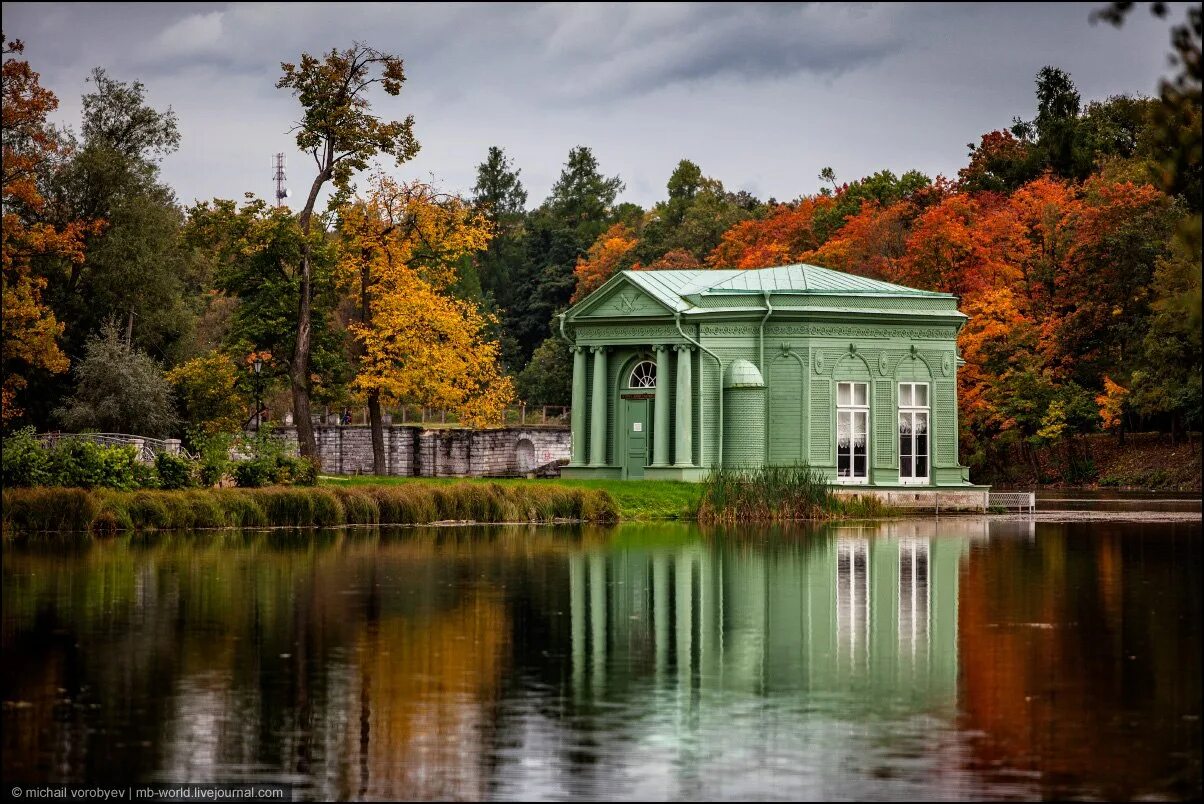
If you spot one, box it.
[39,432,192,462]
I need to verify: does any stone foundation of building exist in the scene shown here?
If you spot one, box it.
[832,486,990,512]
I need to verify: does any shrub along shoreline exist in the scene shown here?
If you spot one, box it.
[3,466,896,537]
[696,466,889,522]
[2,482,619,536]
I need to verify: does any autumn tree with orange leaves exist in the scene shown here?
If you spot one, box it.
[571,222,639,302]
[1,36,101,424]
[708,197,834,269]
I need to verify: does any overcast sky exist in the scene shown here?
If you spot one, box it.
[3,2,1189,209]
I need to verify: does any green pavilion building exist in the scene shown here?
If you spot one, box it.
[558,263,987,502]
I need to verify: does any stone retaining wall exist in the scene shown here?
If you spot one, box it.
[274,425,571,477]
[832,487,990,512]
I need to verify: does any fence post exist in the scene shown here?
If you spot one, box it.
[521,404,526,425]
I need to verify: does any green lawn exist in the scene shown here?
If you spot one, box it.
[319,474,703,520]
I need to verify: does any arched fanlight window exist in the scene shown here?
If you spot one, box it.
[628,360,657,388]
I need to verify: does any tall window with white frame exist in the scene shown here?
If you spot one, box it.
[899,382,929,484]
[836,381,869,483]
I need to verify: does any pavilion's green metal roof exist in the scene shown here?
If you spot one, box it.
[619,263,952,312]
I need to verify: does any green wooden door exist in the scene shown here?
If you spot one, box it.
[622,398,651,479]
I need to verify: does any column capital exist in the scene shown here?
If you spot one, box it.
[674,344,695,353]
[570,345,585,354]
[590,345,609,354]
[652,343,671,353]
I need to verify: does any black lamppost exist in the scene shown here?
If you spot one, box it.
[253,357,263,429]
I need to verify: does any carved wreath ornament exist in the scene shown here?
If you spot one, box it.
[615,291,640,314]
[813,350,826,374]
[942,352,954,377]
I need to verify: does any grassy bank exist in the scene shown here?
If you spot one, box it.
[322,474,704,520]
[324,468,890,522]
[2,482,618,536]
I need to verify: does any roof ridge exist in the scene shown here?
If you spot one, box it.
[614,263,951,301]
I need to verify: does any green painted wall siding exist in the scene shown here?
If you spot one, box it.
[767,354,805,465]
[724,387,766,468]
[933,379,957,466]
[895,355,934,382]
[873,379,895,469]
[809,378,832,465]
[698,340,760,469]
[831,351,874,381]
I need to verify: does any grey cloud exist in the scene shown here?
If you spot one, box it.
[534,3,910,101]
[1,1,1188,209]
[118,3,911,102]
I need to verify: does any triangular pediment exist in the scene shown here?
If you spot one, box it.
[570,274,675,320]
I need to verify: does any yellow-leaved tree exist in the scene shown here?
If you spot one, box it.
[338,174,513,473]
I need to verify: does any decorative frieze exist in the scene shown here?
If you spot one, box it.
[759,324,956,339]
[576,324,682,340]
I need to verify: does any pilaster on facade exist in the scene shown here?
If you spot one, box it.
[673,344,695,469]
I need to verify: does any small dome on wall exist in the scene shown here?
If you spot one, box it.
[724,359,765,389]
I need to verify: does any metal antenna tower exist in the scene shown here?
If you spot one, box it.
[273,153,289,206]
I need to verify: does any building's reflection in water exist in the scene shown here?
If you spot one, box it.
[521,521,987,798]
[568,521,976,704]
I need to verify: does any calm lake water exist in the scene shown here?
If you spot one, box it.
[3,514,1200,800]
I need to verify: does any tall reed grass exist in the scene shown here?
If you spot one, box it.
[696,466,888,522]
[2,482,618,537]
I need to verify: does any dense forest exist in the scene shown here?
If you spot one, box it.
[2,4,1199,479]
